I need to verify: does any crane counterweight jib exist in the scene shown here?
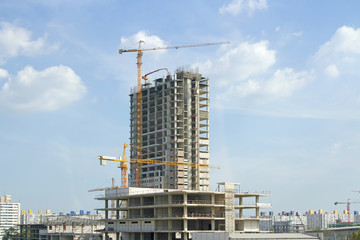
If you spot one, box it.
[119,41,230,55]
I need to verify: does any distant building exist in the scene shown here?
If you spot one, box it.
[0,195,20,239]
[18,213,104,240]
[259,211,360,233]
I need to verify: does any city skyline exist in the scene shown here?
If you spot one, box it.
[1,0,360,214]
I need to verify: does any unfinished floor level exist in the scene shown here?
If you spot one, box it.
[129,70,210,190]
[96,182,271,240]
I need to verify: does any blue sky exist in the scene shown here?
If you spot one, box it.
[1,0,360,215]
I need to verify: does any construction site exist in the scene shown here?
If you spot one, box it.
[89,41,276,240]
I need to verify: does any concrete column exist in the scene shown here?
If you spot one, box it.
[184,219,188,231]
[169,220,173,231]
[256,196,260,217]
[116,200,120,219]
[169,206,172,217]
[116,232,120,240]
[184,193,187,204]
[105,200,109,219]
[169,194,172,205]
[168,232,172,240]
[211,198,215,230]
[140,232,144,240]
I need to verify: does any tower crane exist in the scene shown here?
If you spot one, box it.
[119,40,229,187]
[334,199,360,223]
[119,143,129,188]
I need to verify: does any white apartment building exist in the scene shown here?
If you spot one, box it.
[0,195,20,239]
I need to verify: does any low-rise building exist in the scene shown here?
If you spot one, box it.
[18,213,104,240]
[95,182,271,240]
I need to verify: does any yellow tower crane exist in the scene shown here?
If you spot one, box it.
[99,143,220,188]
[119,40,229,187]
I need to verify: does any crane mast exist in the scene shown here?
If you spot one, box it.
[119,40,229,187]
[334,199,360,223]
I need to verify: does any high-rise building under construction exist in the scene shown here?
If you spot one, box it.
[129,70,210,191]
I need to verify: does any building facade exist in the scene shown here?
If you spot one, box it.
[0,195,20,239]
[18,213,104,240]
[96,182,271,240]
[129,70,210,190]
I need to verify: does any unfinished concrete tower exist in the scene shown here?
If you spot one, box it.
[129,69,210,190]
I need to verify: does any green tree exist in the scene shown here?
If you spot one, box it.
[2,227,21,240]
[350,229,360,240]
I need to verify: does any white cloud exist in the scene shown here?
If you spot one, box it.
[293,31,303,37]
[219,0,267,15]
[0,65,86,112]
[325,64,339,78]
[314,26,360,62]
[0,68,9,78]
[120,31,167,57]
[264,68,311,97]
[0,22,46,63]
[194,41,276,86]
[216,68,313,105]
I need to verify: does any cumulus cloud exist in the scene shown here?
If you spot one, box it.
[311,25,360,85]
[0,65,86,112]
[312,26,360,76]
[219,0,267,15]
[0,22,47,64]
[120,31,167,57]
[216,68,313,105]
[314,26,360,60]
[194,41,276,86]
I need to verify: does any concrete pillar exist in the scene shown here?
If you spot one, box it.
[211,194,215,205]
[140,197,143,218]
[169,194,172,205]
[105,200,109,219]
[140,232,144,240]
[169,206,172,217]
[211,219,215,230]
[116,200,120,219]
[116,232,120,240]
[184,193,187,204]
[184,219,188,231]
[256,196,260,217]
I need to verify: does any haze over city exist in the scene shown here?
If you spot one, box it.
[1,0,360,215]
